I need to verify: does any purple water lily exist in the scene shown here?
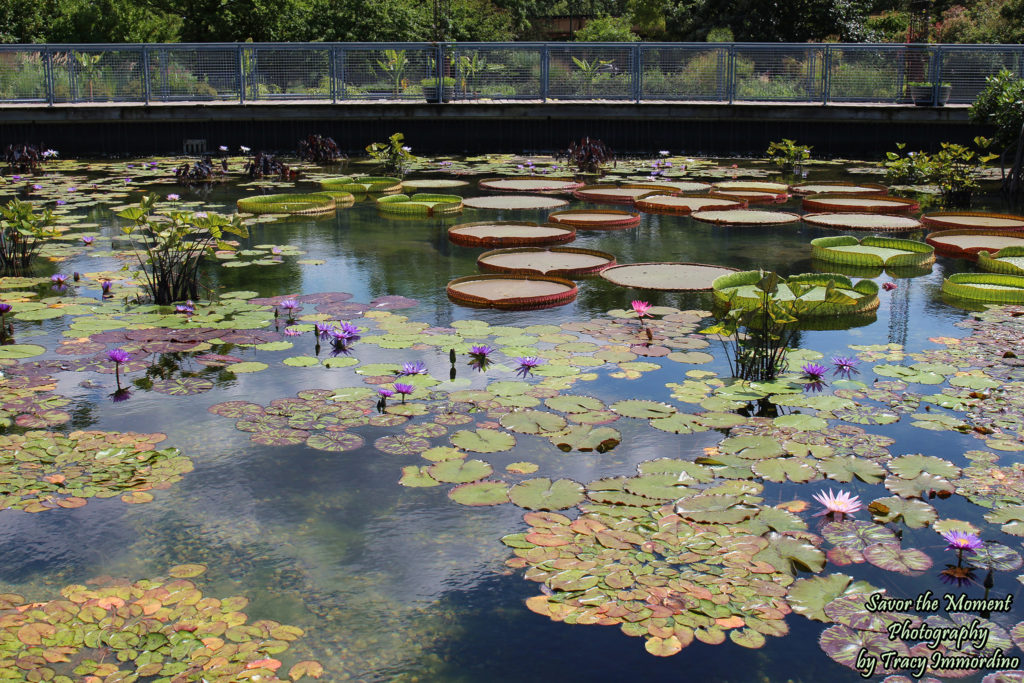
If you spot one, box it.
[0,302,11,340]
[943,530,983,566]
[0,303,11,314]
[315,322,335,339]
[831,356,859,378]
[801,362,828,381]
[107,347,131,390]
[175,302,194,315]
[399,361,427,376]
[515,357,542,378]
[56,199,66,206]
[101,280,113,298]
[378,388,394,398]
[393,382,414,403]
[81,235,94,245]
[283,327,303,336]
[468,345,494,372]
[328,322,360,356]
[166,193,180,201]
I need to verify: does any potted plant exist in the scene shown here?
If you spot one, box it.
[908,81,952,106]
[422,77,455,103]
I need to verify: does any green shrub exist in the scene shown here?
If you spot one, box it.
[970,70,1024,150]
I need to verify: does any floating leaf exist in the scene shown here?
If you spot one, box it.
[499,410,567,435]
[610,399,677,419]
[448,480,509,506]
[509,478,585,511]
[862,543,932,575]
[428,458,493,483]
[549,425,620,453]
[450,428,516,453]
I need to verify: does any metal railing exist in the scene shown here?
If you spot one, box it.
[0,42,1021,106]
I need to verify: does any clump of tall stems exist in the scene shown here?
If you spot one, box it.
[118,195,248,305]
[0,199,60,274]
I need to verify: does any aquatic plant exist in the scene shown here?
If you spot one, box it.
[560,137,615,175]
[117,195,249,305]
[515,356,542,378]
[831,356,859,378]
[631,299,652,327]
[393,382,414,403]
[765,138,812,171]
[812,489,863,519]
[468,345,494,372]
[243,151,299,180]
[0,301,11,340]
[3,142,46,173]
[107,347,131,390]
[298,133,344,162]
[0,198,60,274]
[943,530,983,566]
[398,361,427,376]
[366,132,417,176]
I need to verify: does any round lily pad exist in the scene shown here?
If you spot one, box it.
[448,480,510,506]
[691,209,800,226]
[508,478,585,510]
[635,193,744,215]
[464,195,569,210]
[448,274,577,310]
[600,262,739,291]
[450,428,516,453]
[477,246,615,277]
[803,213,923,231]
[547,209,641,230]
[447,221,576,248]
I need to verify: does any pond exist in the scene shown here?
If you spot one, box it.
[1,152,1023,682]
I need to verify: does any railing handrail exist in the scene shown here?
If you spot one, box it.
[1,41,1021,107]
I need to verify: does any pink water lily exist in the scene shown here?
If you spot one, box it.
[812,489,862,519]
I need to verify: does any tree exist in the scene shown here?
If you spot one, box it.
[574,15,639,41]
[0,0,57,42]
[666,0,871,42]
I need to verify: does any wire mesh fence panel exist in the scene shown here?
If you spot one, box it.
[732,46,825,102]
[546,45,634,99]
[449,46,541,100]
[939,47,1024,104]
[828,46,905,102]
[0,49,48,102]
[49,48,146,103]
[639,45,728,101]
[247,46,331,100]
[334,46,437,101]
[148,47,241,101]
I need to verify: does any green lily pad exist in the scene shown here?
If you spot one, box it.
[508,478,585,511]
[0,344,46,359]
[448,480,510,506]
[499,410,567,435]
[428,458,493,483]
[549,425,621,453]
[610,399,677,419]
[862,542,932,575]
[450,428,516,453]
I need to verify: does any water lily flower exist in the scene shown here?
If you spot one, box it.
[166,193,180,201]
[399,361,427,376]
[468,345,494,372]
[81,235,94,245]
[101,280,112,297]
[107,348,131,365]
[0,303,11,314]
[219,145,228,152]
[107,347,131,389]
[50,273,69,288]
[402,146,412,152]
[240,145,251,153]
[0,302,10,340]
[883,281,897,291]
[123,177,131,184]
[11,175,20,181]
[378,388,394,398]
[56,199,66,206]
[831,356,859,378]
[943,530,983,554]
[175,303,194,315]
[393,382,414,403]
[801,362,828,382]
[812,489,863,519]
[32,184,42,190]
[194,212,208,219]
[315,322,335,339]
[335,322,360,340]
[659,150,670,156]
[515,357,542,378]
[67,186,76,192]
[631,300,652,328]
[278,299,298,311]
[283,327,303,336]
[41,149,58,159]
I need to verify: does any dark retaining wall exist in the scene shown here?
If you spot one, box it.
[0,102,986,158]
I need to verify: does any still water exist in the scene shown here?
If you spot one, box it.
[0,158,1019,682]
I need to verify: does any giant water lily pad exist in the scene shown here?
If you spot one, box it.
[600,262,739,291]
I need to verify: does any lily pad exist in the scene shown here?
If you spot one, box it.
[508,478,585,510]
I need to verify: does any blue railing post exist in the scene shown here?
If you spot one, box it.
[436,43,444,103]
[44,48,55,106]
[932,45,943,106]
[633,44,642,103]
[142,46,151,105]
[338,45,346,100]
[727,44,736,104]
[822,45,831,105]
[541,44,549,102]
[238,44,245,104]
